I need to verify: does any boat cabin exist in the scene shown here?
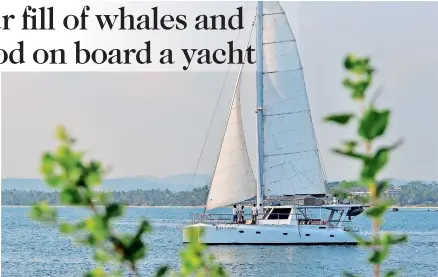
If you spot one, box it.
[256,204,366,227]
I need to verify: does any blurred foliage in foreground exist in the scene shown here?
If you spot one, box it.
[29,126,226,277]
[324,54,408,277]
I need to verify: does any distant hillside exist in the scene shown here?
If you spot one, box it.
[2,181,437,207]
[327,179,437,187]
[2,176,435,192]
[1,174,211,192]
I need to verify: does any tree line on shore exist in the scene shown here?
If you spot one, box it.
[2,181,437,206]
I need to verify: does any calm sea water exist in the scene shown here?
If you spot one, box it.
[2,207,437,277]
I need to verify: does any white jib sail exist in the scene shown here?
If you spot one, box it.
[205,71,257,211]
[261,2,327,196]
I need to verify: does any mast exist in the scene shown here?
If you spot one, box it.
[202,17,258,211]
[256,1,264,207]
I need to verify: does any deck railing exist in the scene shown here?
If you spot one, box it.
[189,212,364,234]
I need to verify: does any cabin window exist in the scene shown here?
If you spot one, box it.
[330,235,334,237]
[262,208,273,219]
[256,231,261,234]
[319,227,326,229]
[305,234,310,236]
[283,233,288,235]
[267,208,292,220]
[239,230,244,233]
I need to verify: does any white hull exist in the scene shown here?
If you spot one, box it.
[183,223,359,245]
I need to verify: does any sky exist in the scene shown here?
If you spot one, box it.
[2,1,438,182]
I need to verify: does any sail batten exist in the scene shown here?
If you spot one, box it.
[261,2,326,197]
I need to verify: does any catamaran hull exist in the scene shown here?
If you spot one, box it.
[183,223,359,245]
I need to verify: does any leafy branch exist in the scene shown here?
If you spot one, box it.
[325,54,407,277]
[30,126,227,277]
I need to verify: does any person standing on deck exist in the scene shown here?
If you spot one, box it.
[237,205,245,224]
[251,204,258,224]
[257,203,264,220]
[232,204,237,223]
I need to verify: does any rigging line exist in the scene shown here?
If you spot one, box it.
[189,3,250,190]
[309,112,328,187]
[203,15,257,213]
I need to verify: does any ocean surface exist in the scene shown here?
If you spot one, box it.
[2,207,437,277]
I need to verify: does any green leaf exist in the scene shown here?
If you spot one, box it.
[361,142,402,181]
[370,147,390,173]
[369,249,387,264]
[365,200,391,218]
[41,153,56,175]
[30,201,57,222]
[177,224,228,277]
[186,226,205,245]
[85,161,104,187]
[105,203,124,219]
[358,108,390,141]
[344,54,374,74]
[84,267,106,277]
[343,78,371,100]
[76,221,86,230]
[41,153,63,187]
[86,172,102,187]
[96,192,110,205]
[342,54,374,101]
[155,266,169,277]
[56,125,68,141]
[60,188,82,205]
[56,125,75,145]
[376,180,389,197]
[60,223,76,234]
[94,249,111,263]
[86,217,109,243]
[343,272,362,277]
[343,141,359,153]
[138,219,152,233]
[333,148,368,161]
[385,233,408,245]
[125,237,146,263]
[324,114,355,125]
[384,270,401,277]
[44,175,62,187]
[212,265,227,277]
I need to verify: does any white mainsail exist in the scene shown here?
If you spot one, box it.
[205,72,257,211]
[261,2,327,196]
[204,1,325,210]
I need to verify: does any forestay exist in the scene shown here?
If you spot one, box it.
[261,2,326,196]
[205,71,257,211]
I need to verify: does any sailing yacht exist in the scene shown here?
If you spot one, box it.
[183,1,367,245]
